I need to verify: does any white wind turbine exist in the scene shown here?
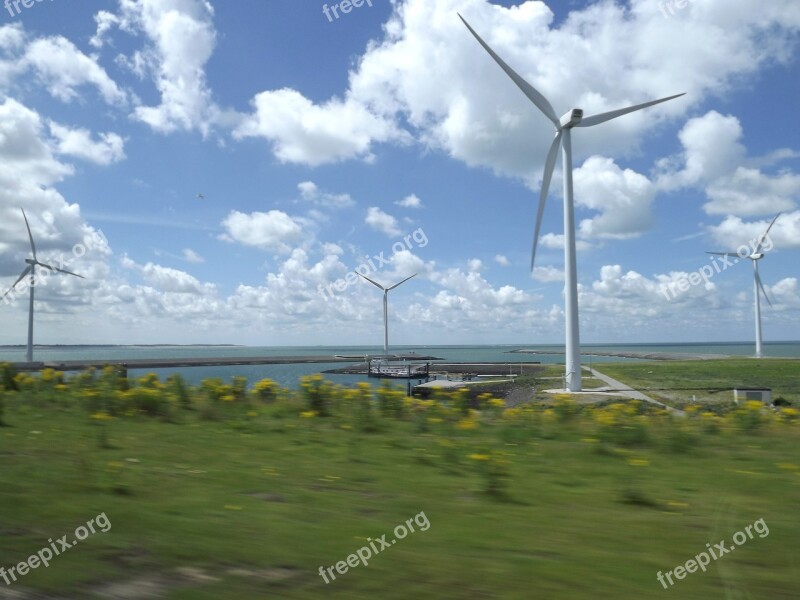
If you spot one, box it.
[707,213,781,359]
[459,14,685,391]
[2,208,85,362]
[357,273,416,355]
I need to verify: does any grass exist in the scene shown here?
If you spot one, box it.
[595,358,800,407]
[0,366,799,598]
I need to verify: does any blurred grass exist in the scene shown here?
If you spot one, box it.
[0,367,798,599]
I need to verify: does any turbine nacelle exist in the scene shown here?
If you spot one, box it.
[750,253,765,260]
[559,109,583,129]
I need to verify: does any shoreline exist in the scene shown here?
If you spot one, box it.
[508,349,733,361]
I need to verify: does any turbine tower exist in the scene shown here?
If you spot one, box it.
[459,14,685,391]
[707,213,781,358]
[356,273,416,355]
[2,208,85,362]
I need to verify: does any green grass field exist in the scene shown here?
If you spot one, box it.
[595,358,800,407]
[1,365,799,599]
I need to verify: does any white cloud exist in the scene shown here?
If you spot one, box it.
[108,0,220,135]
[709,213,800,251]
[297,180,354,209]
[539,233,592,252]
[220,210,305,253]
[705,168,800,216]
[656,111,746,189]
[365,206,401,237]
[467,258,483,272]
[395,194,423,209]
[494,254,510,266]
[0,99,73,190]
[49,122,126,166]
[657,111,799,217]
[321,242,344,256]
[319,0,799,182]
[578,265,725,334]
[24,37,127,106]
[0,99,110,310]
[234,89,404,165]
[532,266,563,282]
[90,10,120,49]
[297,181,318,199]
[208,0,800,201]
[182,248,204,264]
[574,156,655,240]
[770,278,800,309]
[124,259,215,295]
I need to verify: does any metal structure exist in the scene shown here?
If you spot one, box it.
[356,273,416,354]
[707,213,781,358]
[2,208,85,362]
[459,14,684,391]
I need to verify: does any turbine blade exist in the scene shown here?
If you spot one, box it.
[356,272,385,291]
[755,270,772,307]
[754,212,782,254]
[531,131,562,269]
[458,14,559,126]
[387,273,417,291]
[54,267,85,279]
[20,208,37,260]
[576,93,685,128]
[3,266,32,298]
[37,262,55,271]
[705,252,739,257]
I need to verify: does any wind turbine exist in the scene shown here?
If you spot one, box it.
[2,208,85,362]
[356,272,416,355]
[707,213,781,358]
[459,14,685,392]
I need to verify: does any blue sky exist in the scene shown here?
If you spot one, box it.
[0,0,798,347]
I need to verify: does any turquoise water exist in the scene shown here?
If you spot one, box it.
[0,342,797,388]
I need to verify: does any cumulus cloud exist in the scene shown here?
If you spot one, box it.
[494,254,510,266]
[234,89,404,165]
[123,257,215,295]
[709,213,800,251]
[365,206,401,237]
[532,266,563,282]
[539,233,592,252]
[574,156,656,240]
[297,181,354,209]
[395,194,423,209]
[90,10,120,49]
[219,209,306,253]
[24,37,127,105]
[103,0,221,135]
[705,168,800,216]
[657,111,799,217]
[49,122,126,165]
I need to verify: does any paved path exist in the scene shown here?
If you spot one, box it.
[585,367,683,414]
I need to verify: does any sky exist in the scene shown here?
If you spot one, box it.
[0,0,798,348]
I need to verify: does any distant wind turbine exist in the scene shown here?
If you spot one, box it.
[707,213,781,358]
[459,14,685,392]
[2,208,85,362]
[357,273,416,355]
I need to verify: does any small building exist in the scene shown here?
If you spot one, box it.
[734,388,772,405]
